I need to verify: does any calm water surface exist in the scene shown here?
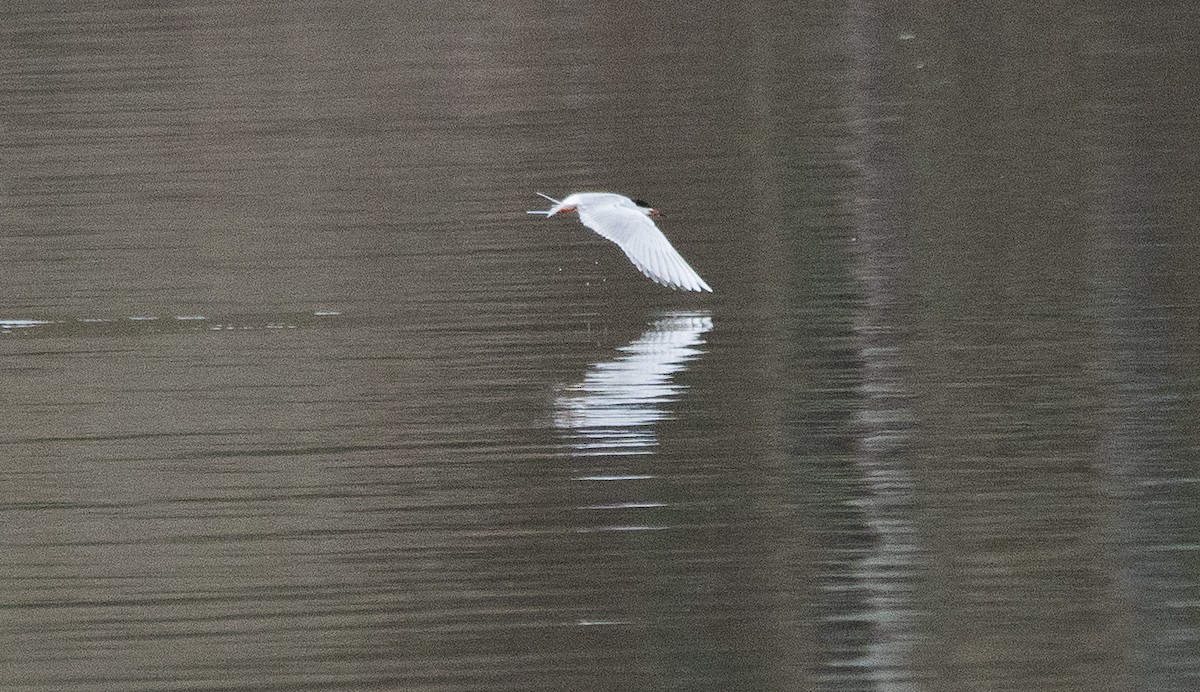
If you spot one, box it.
[3,2,1199,690]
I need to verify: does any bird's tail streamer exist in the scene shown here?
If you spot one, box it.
[527,191,563,215]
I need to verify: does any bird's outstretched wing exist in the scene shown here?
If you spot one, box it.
[576,203,713,292]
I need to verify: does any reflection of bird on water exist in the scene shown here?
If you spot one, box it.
[527,192,713,292]
[555,311,713,456]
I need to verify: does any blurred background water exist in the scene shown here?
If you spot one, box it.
[2,1,1199,690]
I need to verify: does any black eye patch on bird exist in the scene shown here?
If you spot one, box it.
[632,199,651,208]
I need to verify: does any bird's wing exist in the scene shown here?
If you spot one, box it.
[576,204,713,292]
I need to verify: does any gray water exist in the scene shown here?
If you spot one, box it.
[3,2,1199,690]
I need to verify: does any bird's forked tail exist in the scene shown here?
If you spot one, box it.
[526,192,564,216]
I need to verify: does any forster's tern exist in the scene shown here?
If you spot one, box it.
[527,192,713,292]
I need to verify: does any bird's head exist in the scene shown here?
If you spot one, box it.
[632,198,661,218]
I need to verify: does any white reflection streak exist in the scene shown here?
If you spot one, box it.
[554,310,713,457]
[559,311,712,627]
[840,1,919,688]
[0,319,52,331]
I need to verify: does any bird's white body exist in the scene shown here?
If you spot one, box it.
[527,192,713,292]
